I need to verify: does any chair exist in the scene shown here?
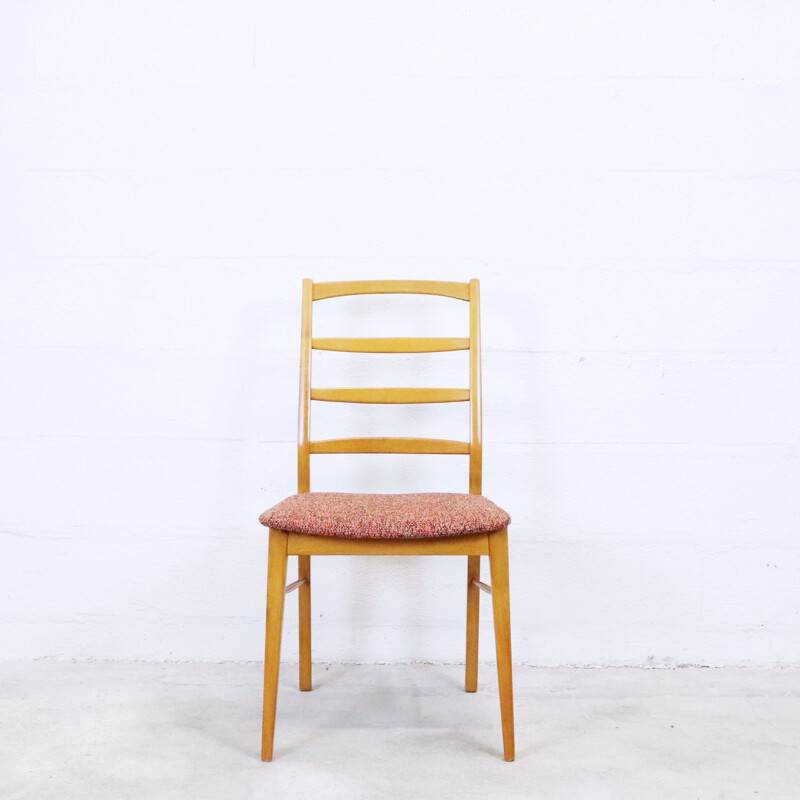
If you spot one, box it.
[258,279,514,761]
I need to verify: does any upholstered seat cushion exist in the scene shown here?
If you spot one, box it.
[259,492,510,539]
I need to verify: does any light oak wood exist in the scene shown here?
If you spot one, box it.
[465,555,480,692]
[312,336,470,353]
[310,387,469,404]
[261,278,514,761]
[286,531,490,557]
[261,529,288,761]
[297,279,313,494]
[469,278,482,494]
[313,280,470,301]
[298,554,311,691]
[472,578,492,595]
[310,437,470,455]
[488,528,514,762]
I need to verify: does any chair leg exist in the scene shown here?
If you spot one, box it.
[298,554,312,691]
[261,529,288,761]
[488,527,515,762]
[465,555,480,692]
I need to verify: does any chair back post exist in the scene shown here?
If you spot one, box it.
[468,278,482,495]
[297,278,313,493]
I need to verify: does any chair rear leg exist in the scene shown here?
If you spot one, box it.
[488,527,515,761]
[298,554,312,691]
[261,529,288,761]
[465,555,480,692]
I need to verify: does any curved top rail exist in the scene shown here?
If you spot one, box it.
[312,280,470,302]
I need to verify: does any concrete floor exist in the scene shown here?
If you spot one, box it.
[1,661,798,800]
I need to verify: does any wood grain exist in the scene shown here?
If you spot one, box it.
[310,387,469,404]
[469,278,482,494]
[313,280,470,301]
[310,437,470,455]
[312,336,469,353]
[465,554,481,692]
[297,279,313,494]
[261,529,288,761]
[261,277,513,761]
[286,531,490,556]
[488,528,515,761]
[298,554,311,691]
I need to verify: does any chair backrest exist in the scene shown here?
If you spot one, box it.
[297,279,482,495]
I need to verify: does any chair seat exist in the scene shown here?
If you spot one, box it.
[259,492,510,539]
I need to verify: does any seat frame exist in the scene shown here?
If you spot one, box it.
[261,279,514,761]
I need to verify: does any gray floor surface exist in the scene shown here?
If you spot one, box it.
[1,660,798,800]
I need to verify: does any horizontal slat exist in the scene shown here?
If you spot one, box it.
[286,531,491,556]
[310,437,470,454]
[312,337,470,353]
[312,280,470,302]
[310,387,469,403]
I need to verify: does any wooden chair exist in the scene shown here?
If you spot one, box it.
[258,279,514,761]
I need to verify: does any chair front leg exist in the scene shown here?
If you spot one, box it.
[488,527,515,761]
[261,528,288,761]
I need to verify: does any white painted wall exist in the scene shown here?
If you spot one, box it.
[2,1,799,666]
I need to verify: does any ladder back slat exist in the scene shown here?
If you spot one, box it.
[312,337,470,353]
[310,387,469,404]
[310,437,470,454]
[313,280,470,301]
[295,277,482,493]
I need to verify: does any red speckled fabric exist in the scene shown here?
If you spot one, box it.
[259,492,510,539]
